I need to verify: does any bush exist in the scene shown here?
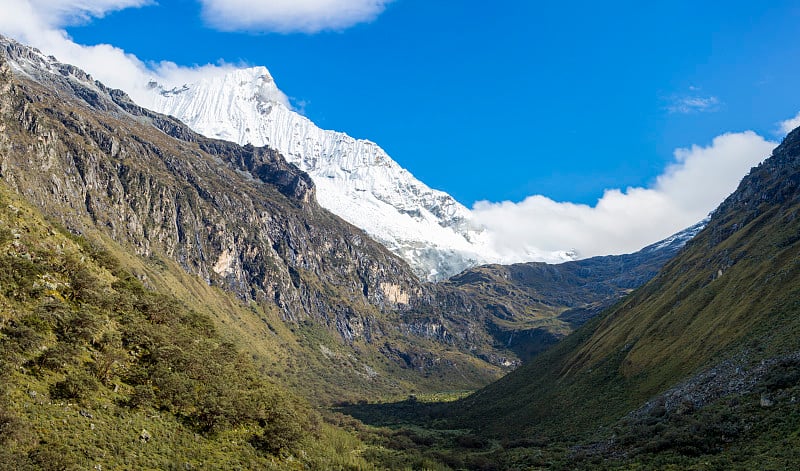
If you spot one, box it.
[50,370,99,401]
[456,434,488,449]
[0,228,12,245]
[0,407,27,446]
[37,343,82,372]
[3,323,44,357]
[250,409,306,456]
[763,359,800,391]
[66,267,104,304]
[247,388,310,456]
[466,454,502,471]
[27,443,79,471]
[0,449,30,471]
[0,256,44,301]
[127,384,156,408]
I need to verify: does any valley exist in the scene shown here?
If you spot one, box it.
[2,31,800,470]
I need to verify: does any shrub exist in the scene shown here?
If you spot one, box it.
[0,228,12,245]
[37,343,82,372]
[0,407,25,446]
[128,384,156,408]
[50,370,99,401]
[456,434,488,449]
[0,449,30,471]
[27,443,79,471]
[247,388,310,456]
[763,359,800,391]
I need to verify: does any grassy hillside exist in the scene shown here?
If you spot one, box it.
[0,183,383,470]
[429,128,800,467]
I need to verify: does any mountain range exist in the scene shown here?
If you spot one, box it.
[3,32,791,470]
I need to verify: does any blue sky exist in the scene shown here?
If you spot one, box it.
[0,0,797,257]
[52,0,800,206]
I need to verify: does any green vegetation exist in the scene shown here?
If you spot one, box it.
[332,363,800,470]
[0,186,376,469]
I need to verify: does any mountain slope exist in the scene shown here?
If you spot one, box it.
[451,125,800,465]
[0,36,514,400]
[140,67,575,280]
[0,165,377,470]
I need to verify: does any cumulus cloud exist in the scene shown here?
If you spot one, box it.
[472,131,777,259]
[667,95,721,114]
[779,112,800,135]
[0,0,283,108]
[198,0,395,33]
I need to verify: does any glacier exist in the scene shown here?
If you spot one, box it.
[138,66,575,280]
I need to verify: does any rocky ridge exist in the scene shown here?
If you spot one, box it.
[453,122,800,455]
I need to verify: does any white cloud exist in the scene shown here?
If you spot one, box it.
[25,0,152,25]
[198,0,394,33]
[779,112,800,135]
[472,131,777,260]
[0,0,257,107]
[667,95,720,114]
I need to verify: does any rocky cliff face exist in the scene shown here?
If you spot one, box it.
[0,37,417,341]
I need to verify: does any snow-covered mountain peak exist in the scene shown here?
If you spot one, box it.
[142,66,291,143]
[153,66,279,97]
[140,66,575,280]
